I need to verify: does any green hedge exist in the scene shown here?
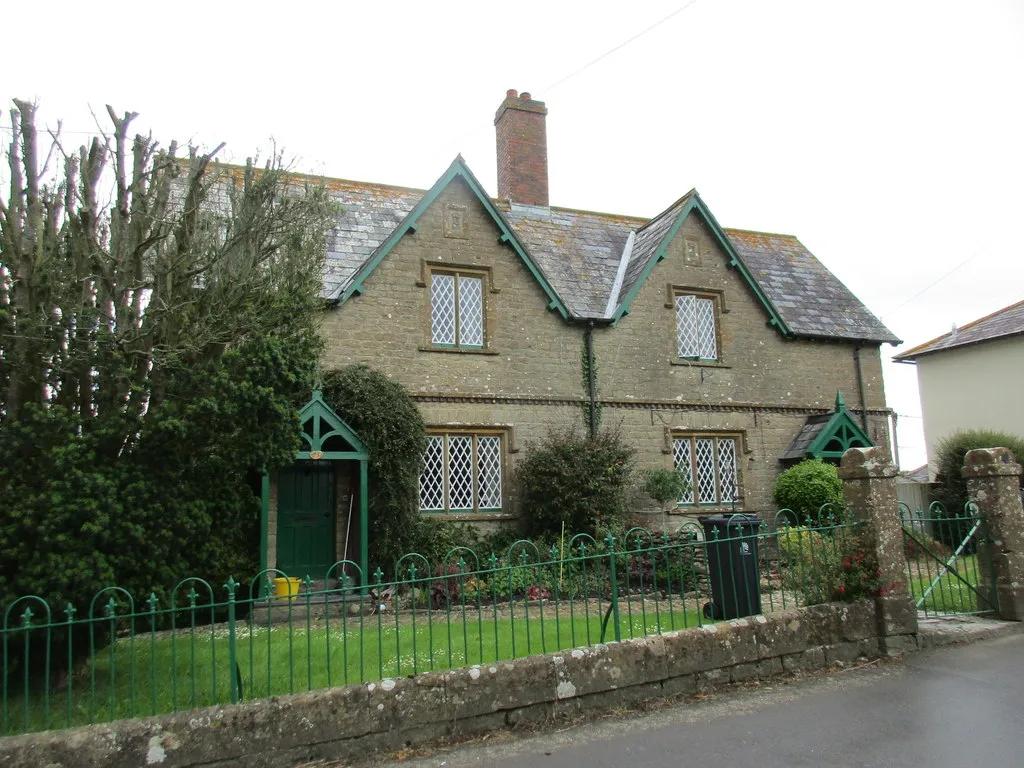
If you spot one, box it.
[932,429,1024,550]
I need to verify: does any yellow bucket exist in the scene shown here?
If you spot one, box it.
[273,577,302,599]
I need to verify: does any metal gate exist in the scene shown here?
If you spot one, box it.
[900,501,998,616]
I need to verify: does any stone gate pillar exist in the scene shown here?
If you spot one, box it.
[838,447,918,652]
[963,448,1024,621]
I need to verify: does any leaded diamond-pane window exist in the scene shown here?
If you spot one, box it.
[675,293,718,360]
[477,436,503,509]
[459,276,484,347]
[447,436,474,510]
[430,274,456,346]
[419,436,445,511]
[429,270,485,348]
[694,438,717,504]
[672,435,740,506]
[672,438,694,504]
[418,432,504,513]
[718,438,738,502]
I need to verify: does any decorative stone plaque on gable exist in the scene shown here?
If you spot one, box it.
[444,203,468,239]
[684,238,701,266]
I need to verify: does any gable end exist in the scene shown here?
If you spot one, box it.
[612,193,793,337]
[336,157,571,320]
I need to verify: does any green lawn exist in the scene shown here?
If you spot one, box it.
[906,554,996,616]
[2,599,704,736]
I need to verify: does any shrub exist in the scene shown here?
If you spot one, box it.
[901,525,952,561]
[932,430,1024,549]
[0,332,318,620]
[777,522,896,605]
[773,459,844,524]
[476,525,525,558]
[518,428,634,538]
[776,525,828,565]
[641,468,691,513]
[409,518,480,567]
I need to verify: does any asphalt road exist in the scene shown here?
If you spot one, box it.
[395,632,1024,768]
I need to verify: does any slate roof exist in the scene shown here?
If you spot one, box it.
[618,193,696,314]
[726,230,900,344]
[321,178,423,301]
[318,167,899,344]
[498,202,637,319]
[780,413,832,460]
[893,299,1024,361]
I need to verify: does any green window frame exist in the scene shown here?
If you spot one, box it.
[672,433,740,507]
[419,431,504,514]
[429,269,486,349]
[674,292,719,362]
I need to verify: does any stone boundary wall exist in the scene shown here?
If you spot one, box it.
[0,598,914,768]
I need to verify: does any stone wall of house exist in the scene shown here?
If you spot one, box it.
[593,213,890,523]
[320,178,583,399]
[318,179,892,527]
[595,214,887,414]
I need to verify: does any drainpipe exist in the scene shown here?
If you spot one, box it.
[586,321,598,438]
[853,345,869,432]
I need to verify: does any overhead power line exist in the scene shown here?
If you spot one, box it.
[445,1,702,151]
[543,0,703,93]
[879,240,992,319]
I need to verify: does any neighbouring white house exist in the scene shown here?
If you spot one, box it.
[894,299,1024,478]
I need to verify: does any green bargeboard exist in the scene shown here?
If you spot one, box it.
[277,462,335,577]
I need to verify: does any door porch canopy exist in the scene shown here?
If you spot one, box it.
[260,390,370,587]
[781,391,874,463]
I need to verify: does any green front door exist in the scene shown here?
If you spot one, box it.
[277,462,335,577]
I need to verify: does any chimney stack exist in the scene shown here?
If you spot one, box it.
[494,89,549,207]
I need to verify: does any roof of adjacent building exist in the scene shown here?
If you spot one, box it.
[318,161,899,344]
[899,464,931,484]
[893,299,1024,361]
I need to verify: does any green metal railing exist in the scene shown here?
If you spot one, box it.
[2,512,868,736]
[899,501,998,616]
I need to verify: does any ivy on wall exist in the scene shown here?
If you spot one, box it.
[320,366,428,572]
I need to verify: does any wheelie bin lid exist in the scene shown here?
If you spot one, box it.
[698,513,762,530]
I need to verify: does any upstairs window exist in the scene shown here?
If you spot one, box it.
[675,293,718,361]
[430,270,484,349]
[419,431,503,513]
[673,434,739,506]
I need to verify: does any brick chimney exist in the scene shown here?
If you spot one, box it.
[494,89,549,207]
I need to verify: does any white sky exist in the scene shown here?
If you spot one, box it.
[6,0,1024,470]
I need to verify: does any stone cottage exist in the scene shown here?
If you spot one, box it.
[266,90,901,579]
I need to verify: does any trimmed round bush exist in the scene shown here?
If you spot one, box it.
[772,459,843,524]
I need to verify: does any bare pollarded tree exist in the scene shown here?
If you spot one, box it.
[0,100,334,451]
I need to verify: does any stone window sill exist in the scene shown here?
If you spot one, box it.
[671,359,731,369]
[419,345,501,356]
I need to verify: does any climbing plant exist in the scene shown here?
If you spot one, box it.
[580,336,602,436]
[320,365,428,571]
